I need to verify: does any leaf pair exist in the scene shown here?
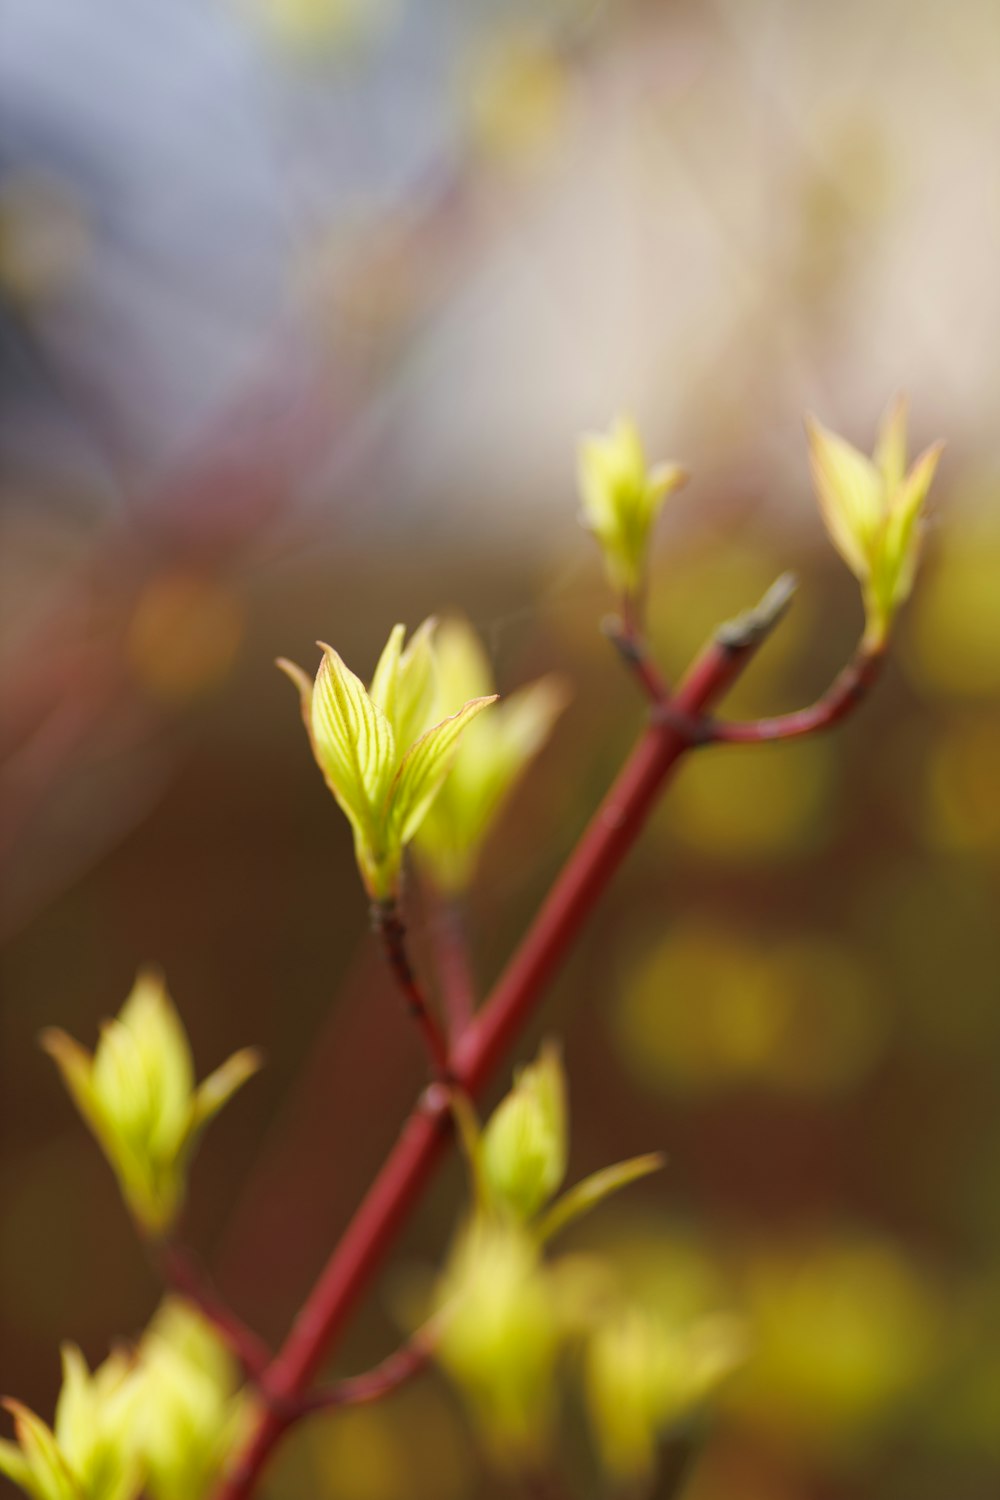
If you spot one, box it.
[413,617,567,894]
[456,1042,663,1244]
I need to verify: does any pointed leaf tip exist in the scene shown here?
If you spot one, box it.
[389,694,498,846]
[536,1152,665,1245]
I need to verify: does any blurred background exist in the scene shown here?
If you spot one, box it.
[2,0,999,1496]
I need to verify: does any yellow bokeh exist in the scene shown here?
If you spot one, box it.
[905,524,1000,698]
[617,923,884,1097]
[127,570,245,704]
[461,30,571,170]
[922,716,1000,853]
[310,1387,471,1500]
[239,0,396,56]
[0,171,91,307]
[727,1236,940,1453]
[663,739,835,862]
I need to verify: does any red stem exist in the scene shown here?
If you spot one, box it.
[297,1332,433,1414]
[213,589,791,1499]
[158,1243,272,1380]
[702,645,884,743]
[372,901,453,1080]
[604,605,671,704]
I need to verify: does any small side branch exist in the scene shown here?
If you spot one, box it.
[702,642,884,745]
[603,613,671,704]
[372,901,453,1081]
[157,1242,272,1380]
[296,1330,434,1415]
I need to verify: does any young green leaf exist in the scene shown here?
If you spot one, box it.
[311,644,396,842]
[388,695,497,848]
[806,399,944,648]
[481,1042,567,1222]
[578,415,687,600]
[414,616,567,894]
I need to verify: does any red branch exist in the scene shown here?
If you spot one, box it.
[212,583,790,1500]
[158,1243,272,1380]
[296,1333,433,1415]
[372,901,453,1080]
[702,644,884,743]
[602,609,671,704]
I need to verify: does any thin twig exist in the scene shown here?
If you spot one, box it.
[371,900,453,1081]
[295,1329,434,1415]
[701,642,884,744]
[602,613,671,704]
[157,1242,272,1380]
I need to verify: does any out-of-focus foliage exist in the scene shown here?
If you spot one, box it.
[806,401,944,648]
[414,617,567,895]
[136,1300,251,1500]
[479,1041,567,1222]
[585,1305,744,1481]
[0,1345,142,1500]
[577,415,687,601]
[434,1217,563,1460]
[41,971,260,1235]
[433,1049,728,1478]
[0,1304,246,1500]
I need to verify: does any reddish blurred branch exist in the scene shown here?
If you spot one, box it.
[372,900,453,1080]
[701,644,885,743]
[157,1242,273,1381]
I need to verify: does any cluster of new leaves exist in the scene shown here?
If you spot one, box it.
[41,971,259,1237]
[432,1046,744,1479]
[806,399,943,649]
[279,621,497,899]
[414,619,567,895]
[280,615,566,900]
[577,416,687,601]
[0,1302,246,1500]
